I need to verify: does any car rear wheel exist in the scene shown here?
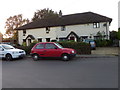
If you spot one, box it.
[61,54,70,61]
[32,54,39,61]
[6,54,13,61]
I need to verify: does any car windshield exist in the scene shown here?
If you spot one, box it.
[54,43,63,48]
[2,45,15,49]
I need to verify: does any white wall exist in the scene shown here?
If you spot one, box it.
[18,27,57,45]
[56,22,110,39]
[18,22,110,45]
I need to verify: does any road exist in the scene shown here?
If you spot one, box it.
[2,56,118,88]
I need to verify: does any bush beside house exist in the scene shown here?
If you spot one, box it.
[58,41,91,54]
[95,40,113,47]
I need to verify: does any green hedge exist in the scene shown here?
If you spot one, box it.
[16,41,91,55]
[15,42,37,55]
[95,40,112,47]
[58,42,91,54]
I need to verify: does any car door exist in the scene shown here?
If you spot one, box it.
[44,43,61,57]
[34,43,46,57]
[0,46,4,58]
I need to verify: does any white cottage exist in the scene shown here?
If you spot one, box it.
[16,12,112,46]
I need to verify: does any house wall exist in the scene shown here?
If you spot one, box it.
[56,22,110,39]
[18,22,110,45]
[18,27,57,45]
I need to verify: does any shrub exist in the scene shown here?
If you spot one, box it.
[22,42,27,46]
[58,41,91,54]
[95,39,113,47]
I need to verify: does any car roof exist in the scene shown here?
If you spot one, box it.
[37,42,56,44]
[0,44,13,47]
[0,44,10,45]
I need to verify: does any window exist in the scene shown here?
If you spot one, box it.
[93,23,100,28]
[46,27,50,34]
[23,39,26,42]
[28,39,31,45]
[38,38,42,42]
[23,30,26,36]
[45,43,57,49]
[35,44,44,49]
[61,26,66,31]
[46,38,50,42]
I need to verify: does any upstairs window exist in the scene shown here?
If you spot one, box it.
[61,26,66,31]
[93,23,100,28]
[23,30,26,36]
[46,27,50,34]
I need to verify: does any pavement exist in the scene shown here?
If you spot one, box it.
[78,47,119,58]
[27,47,119,58]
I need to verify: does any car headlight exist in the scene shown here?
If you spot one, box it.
[71,50,75,53]
[12,52,19,54]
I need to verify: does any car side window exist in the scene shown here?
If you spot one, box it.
[35,44,44,49]
[45,43,57,49]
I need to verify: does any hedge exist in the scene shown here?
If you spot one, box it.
[58,42,91,54]
[95,40,113,47]
[16,41,91,55]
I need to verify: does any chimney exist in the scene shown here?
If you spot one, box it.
[59,10,62,17]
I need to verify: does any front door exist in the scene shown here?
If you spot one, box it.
[70,36,75,41]
[28,39,31,46]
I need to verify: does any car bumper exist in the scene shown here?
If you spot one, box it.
[69,53,76,58]
[12,54,26,58]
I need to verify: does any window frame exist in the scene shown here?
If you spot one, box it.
[46,27,50,34]
[61,26,66,31]
[23,30,26,36]
[93,23,100,28]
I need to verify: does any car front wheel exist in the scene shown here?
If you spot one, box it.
[61,54,70,61]
[32,54,39,61]
[6,54,13,61]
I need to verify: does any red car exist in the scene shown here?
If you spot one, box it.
[30,42,76,61]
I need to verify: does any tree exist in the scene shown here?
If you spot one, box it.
[5,14,30,42]
[110,31,118,40]
[32,8,60,21]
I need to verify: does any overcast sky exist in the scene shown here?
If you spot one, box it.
[0,0,119,34]
[118,1,120,28]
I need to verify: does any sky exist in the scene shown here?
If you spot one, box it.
[0,0,119,34]
[118,1,120,28]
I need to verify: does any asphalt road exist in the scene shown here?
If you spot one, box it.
[2,56,118,88]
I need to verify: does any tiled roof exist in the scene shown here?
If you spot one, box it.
[16,12,112,30]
